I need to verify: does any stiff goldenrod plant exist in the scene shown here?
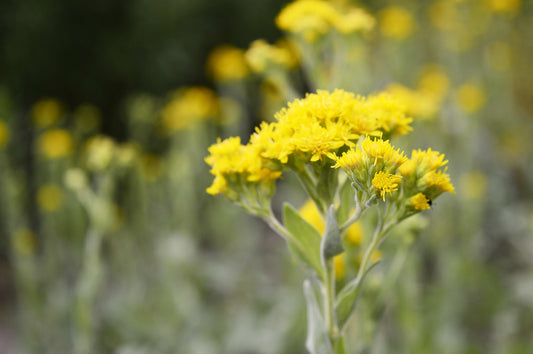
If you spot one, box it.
[205,89,454,353]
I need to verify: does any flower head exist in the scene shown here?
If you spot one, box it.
[32,98,63,128]
[409,193,431,211]
[372,171,402,201]
[206,45,249,81]
[38,129,74,159]
[379,6,415,40]
[161,87,219,132]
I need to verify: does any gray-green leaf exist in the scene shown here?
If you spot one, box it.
[283,203,324,279]
[304,279,333,354]
[335,261,380,330]
[321,205,344,263]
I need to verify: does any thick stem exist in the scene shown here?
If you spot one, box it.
[323,259,338,342]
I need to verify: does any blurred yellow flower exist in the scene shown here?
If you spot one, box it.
[456,83,486,113]
[32,98,63,128]
[484,0,521,14]
[38,129,74,159]
[0,120,9,149]
[429,1,458,31]
[206,45,250,81]
[85,135,116,172]
[379,6,415,40]
[334,254,346,279]
[12,229,36,256]
[64,168,88,191]
[387,84,441,119]
[37,184,63,213]
[459,171,487,200]
[245,39,297,73]
[74,104,101,134]
[161,87,219,133]
[276,0,373,42]
[417,65,450,99]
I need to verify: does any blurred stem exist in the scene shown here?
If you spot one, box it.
[74,228,103,354]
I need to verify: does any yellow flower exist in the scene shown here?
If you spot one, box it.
[85,135,116,172]
[37,184,63,213]
[456,83,486,113]
[331,149,365,172]
[74,104,101,134]
[205,137,281,196]
[386,84,441,119]
[421,170,455,195]
[0,120,9,149]
[254,90,410,165]
[12,229,37,256]
[161,87,219,132]
[409,193,431,211]
[372,171,402,201]
[38,129,74,159]
[361,138,407,170]
[206,45,249,81]
[276,0,374,41]
[410,148,448,172]
[245,39,297,72]
[335,8,375,34]
[362,93,413,138]
[276,0,338,41]
[32,98,64,128]
[379,6,415,40]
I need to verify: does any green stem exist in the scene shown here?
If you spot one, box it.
[323,259,340,347]
[296,167,326,215]
[74,228,103,354]
[355,208,384,283]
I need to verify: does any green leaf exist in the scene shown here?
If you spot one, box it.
[304,279,334,354]
[317,167,338,207]
[283,203,324,279]
[335,261,380,330]
[336,178,355,225]
[321,205,344,263]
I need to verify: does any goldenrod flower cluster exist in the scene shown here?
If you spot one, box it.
[161,87,219,133]
[387,65,450,120]
[206,89,418,203]
[276,0,375,42]
[206,45,250,81]
[245,39,299,73]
